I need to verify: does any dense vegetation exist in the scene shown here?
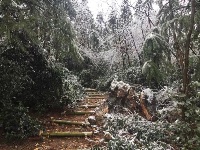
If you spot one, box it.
[0,0,200,149]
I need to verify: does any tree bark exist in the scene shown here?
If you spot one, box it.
[183,0,196,95]
[139,92,153,121]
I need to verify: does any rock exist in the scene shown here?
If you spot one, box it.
[104,131,113,141]
[88,116,96,125]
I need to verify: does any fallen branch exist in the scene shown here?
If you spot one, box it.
[52,120,90,126]
[41,132,93,137]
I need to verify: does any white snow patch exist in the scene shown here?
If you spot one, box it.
[142,88,154,103]
[110,80,131,92]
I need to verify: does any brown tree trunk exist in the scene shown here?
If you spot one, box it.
[181,0,196,121]
[183,0,196,95]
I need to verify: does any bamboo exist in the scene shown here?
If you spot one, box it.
[41,132,93,137]
[79,104,100,108]
[86,92,99,95]
[85,88,97,92]
[86,97,104,99]
[88,94,104,97]
[52,120,89,126]
[67,111,95,115]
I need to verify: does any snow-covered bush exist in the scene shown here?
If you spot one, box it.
[124,66,144,85]
[104,80,200,149]
[61,67,84,107]
[104,113,173,149]
[79,58,110,89]
[0,32,84,139]
[167,85,200,149]
[96,76,114,92]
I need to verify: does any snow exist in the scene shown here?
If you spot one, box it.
[142,88,154,103]
[110,79,131,92]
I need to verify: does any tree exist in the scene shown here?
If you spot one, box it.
[0,0,84,139]
[156,0,197,94]
[142,29,172,87]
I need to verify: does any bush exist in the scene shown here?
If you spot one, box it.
[0,30,84,139]
[79,69,93,87]
[168,86,200,149]
[79,58,110,88]
[96,75,116,92]
[104,113,173,149]
[0,104,41,140]
[124,66,144,84]
[61,67,84,107]
[0,44,63,111]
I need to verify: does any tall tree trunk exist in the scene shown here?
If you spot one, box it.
[183,0,196,95]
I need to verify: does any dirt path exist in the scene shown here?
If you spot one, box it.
[0,89,107,150]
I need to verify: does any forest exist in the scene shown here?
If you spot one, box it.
[0,0,200,149]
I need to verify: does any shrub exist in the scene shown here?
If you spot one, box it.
[61,67,84,107]
[0,104,41,140]
[79,69,93,87]
[104,113,173,149]
[168,85,200,149]
[124,66,144,84]
[0,30,84,139]
[79,58,110,88]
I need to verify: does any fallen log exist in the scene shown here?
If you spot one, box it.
[108,80,157,121]
[41,132,93,137]
[79,104,100,108]
[67,111,95,115]
[52,120,90,126]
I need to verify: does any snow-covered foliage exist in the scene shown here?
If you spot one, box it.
[102,79,200,149]
[110,79,131,92]
[104,113,173,149]
[71,0,158,72]
[142,88,154,103]
[61,67,84,107]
